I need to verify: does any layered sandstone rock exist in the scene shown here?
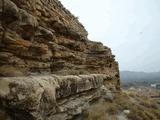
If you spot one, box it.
[0,0,120,119]
[0,74,116,120]
[0,0,119,77]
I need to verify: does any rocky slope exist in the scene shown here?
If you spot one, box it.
[0,0,120,120]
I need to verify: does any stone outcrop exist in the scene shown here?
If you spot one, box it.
[0,74,116,120]
[0,0,120,119]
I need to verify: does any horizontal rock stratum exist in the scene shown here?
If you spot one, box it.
[0,74,117,120]
[0,0,120,120]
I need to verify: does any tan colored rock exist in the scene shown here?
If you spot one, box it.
[0,0,120,119]
[0,74,116,120]
[19,9,38,27]
[0,0,119,81]
[0,66,26,77]
[0,0,19,25]
[35,26,55,41]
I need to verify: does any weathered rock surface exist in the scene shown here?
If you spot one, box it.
[0,0,119,77]
[0,0,120,119]
[0,74,117,120]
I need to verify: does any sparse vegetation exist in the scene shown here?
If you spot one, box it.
[82,92,160,120]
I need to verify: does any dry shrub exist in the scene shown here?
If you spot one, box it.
[83,103,110,120]
[82,91,160,120]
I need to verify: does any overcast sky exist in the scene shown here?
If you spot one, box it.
[60,0,160,72]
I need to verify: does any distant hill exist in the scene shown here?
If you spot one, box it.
[120,71,160,87]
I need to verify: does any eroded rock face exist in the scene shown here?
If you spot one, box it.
[0,0,119,77]
[0,74,116,120]
[0,0,120,119]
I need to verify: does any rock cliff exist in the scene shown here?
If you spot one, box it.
[0,0,120,120]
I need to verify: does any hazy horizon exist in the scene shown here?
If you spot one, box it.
[60,0,160,72]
